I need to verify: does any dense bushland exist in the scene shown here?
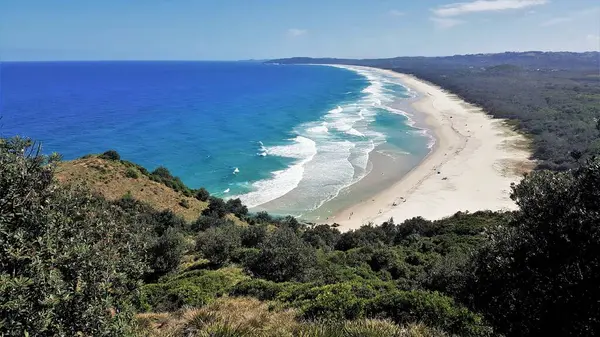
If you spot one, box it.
[3,135,600,336]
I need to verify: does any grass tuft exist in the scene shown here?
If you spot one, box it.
[136,298,448,337]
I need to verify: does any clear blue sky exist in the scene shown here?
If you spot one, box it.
[1,0,599,61]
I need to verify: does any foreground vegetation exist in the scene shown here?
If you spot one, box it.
[2,137,600,336]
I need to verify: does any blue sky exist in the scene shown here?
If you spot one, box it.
[1,0,599,61]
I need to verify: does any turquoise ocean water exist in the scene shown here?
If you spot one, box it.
[1,62,431,216]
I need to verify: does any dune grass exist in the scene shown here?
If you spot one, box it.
[135,297,447,337]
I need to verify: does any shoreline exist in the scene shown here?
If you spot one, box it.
[324,66,534,231]
[249,64,424,218]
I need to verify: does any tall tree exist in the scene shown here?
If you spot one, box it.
[247,227,316,282]
[468,159,600,336]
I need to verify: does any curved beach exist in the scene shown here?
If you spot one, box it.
[330,66,534,231]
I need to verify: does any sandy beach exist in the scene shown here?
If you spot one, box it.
[331,66,534,231]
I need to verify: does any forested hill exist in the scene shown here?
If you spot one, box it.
[268,52,600,171]
[268,51,599,70]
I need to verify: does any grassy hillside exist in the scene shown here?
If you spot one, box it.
[55,155,207,222]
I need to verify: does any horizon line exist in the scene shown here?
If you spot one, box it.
[1,50,598,63]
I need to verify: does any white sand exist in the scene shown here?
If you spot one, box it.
[333,66,534,231]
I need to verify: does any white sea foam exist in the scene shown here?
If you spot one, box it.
[258,141,268,156]
[329,106,343,114]
[346,128,365,137]
[296,140,356,210]
[266,136,317,159]
[236,65,426,212]
[425,131,436,149]
[383,105,435,149]
[235,136,317,207]
[224,188,230,193]
[307,124,329,134]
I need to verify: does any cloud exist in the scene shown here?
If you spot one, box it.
[430,17,465,29]
[541,7,600,27]
[389,9,405,16]
[540,17,572,26]
[287,28,307,37]
[433,0,548,17]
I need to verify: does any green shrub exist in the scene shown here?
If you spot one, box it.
[138,268,248,311]
[307,252,390,285]
[179,198,190,209]
[246,227,317,282]
[0,138,148,335]
[202,196,229,218]
[240,224,268,248]
[147,227,187,281]
[164,283,216,309]
[195,187,210,201]
[125,167,139,178]
[149,166,192,195]
[230,247,260,265]
[303,224,342,249]
[368,248,400,272]
[152,210,187,236]
[366,290,490,336]
[254,211,273,223]
[335,225,390,251]
[99,149,121,160]
[135,284,164,312]
[152,166,172,179]
[301,283,366,320]
[395,217,436,239]
[192,215,235,231]
[278,281,397,321]
[226,198,248,218]
[279,215,302,231]
[196,225,243,266]
[274,282,319,304]
[230,279,288,301]
[123,190,134,200]
[422,252,472,298]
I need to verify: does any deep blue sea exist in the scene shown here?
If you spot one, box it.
[1,62,430,215]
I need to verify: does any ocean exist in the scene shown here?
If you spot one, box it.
[1,61,431,217]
